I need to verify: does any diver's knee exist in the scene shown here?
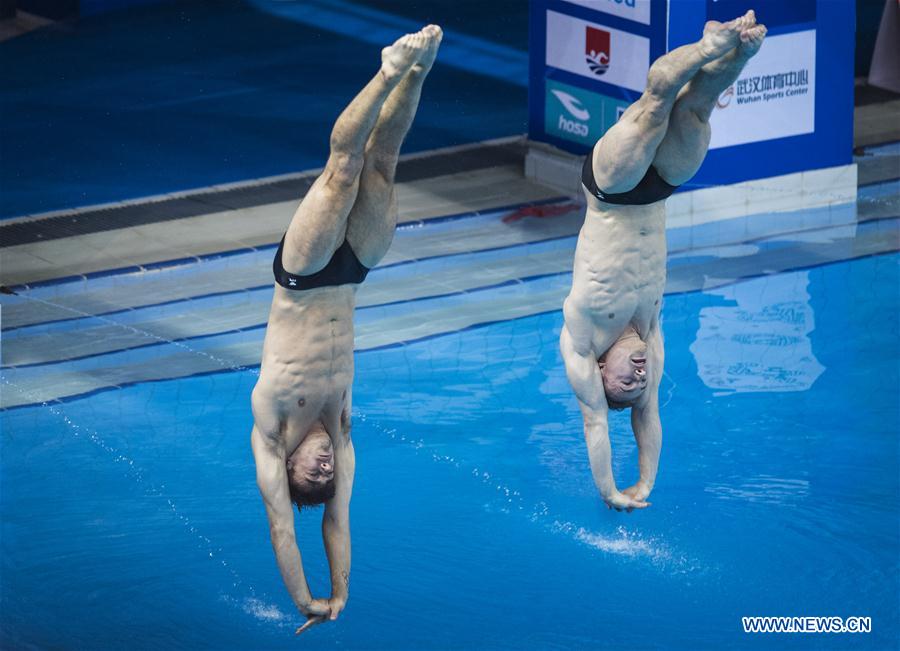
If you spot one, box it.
[634,93,671,130]
[326,151,365,188]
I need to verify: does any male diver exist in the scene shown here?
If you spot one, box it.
[561,12,766,511]
[250,25,442,634]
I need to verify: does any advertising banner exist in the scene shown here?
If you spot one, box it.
[528,0,665,156]
[545,10,650,93]
[544,80,630,147]
[529,0,853,186]
[709,30,816,149]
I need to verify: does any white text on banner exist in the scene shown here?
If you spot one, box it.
[709,30,817,149]
[562,0,651,26]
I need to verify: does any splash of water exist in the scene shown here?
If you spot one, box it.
[242,597,290,623]
[557,522,660,558]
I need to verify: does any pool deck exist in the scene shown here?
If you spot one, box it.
[0,138,560,286]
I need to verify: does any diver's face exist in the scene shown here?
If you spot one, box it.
[600,335,650,404]
[287,430,334,490]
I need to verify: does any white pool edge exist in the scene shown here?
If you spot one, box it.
[524,141,859,237]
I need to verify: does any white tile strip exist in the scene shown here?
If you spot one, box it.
[524,143,858,233]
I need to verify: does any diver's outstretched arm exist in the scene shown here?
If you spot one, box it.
[624,323,664,502]
[560,321,649,512]
[250,426,331,620]
[322,425,354,620]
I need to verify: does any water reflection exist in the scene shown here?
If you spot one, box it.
[691,270,824,393]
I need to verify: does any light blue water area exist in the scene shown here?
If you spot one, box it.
[2,253,898,649]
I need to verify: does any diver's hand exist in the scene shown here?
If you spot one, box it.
[326,596,346,622]
[603,489,650,512]
[295,598,331,635]
[621,480,652,503]
[299,597,331,618]
[295,615,326,636]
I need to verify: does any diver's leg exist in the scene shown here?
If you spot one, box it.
[590,11,753,194]
[280,30,428,275]
[653,22,767,186]
[346,25,442,268]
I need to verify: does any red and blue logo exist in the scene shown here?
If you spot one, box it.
[585,26,610,76]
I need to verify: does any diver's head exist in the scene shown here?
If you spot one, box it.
[599,329,650,410]
[286,425,335,509]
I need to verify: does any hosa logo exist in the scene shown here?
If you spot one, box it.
[544,80,606,144]
[551,89,590,137]
[585,26,610,76]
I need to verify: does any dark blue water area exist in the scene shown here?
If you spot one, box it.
[0,0,528,218]
[2,253,898,650]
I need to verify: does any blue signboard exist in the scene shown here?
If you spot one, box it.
[528,0,854,188]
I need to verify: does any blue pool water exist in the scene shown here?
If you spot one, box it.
[2,248,898,649]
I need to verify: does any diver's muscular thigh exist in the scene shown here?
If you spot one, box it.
[346,180,397,269]
[283,178,356,275]
[592,102,668,193]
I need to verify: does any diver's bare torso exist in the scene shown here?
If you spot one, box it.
[565,194,666,374]
[252,285,356,449]
[559,185,669,511]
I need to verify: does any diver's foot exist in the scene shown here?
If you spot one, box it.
[412,24,443,75]
[381,29,429,83]
[738,23,767,59]
[699,10,753,60]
